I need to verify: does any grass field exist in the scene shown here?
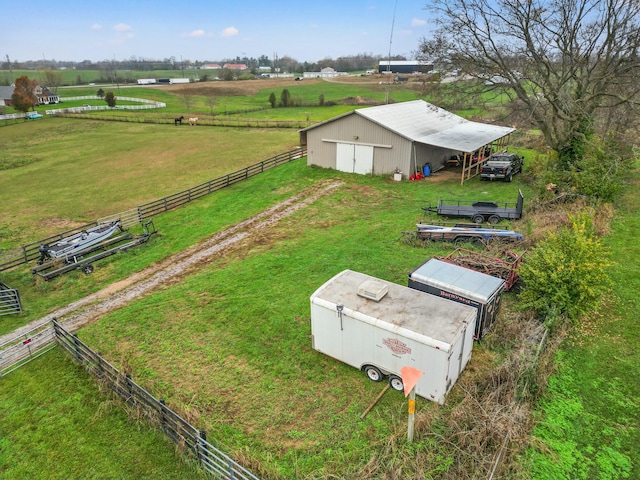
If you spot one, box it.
[1,158,537,479]
[1,80,638,479]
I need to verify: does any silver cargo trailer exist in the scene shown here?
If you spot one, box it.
[310,270,477,404]
[408,259,506,340]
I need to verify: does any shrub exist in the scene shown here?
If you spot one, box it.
[517,211,612,321]
[568,136,633,201]
[538,135,635,202]
[279,89,291,107]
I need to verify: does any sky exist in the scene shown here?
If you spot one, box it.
[1,0,434,64]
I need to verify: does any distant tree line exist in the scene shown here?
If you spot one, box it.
[0,53,408,77]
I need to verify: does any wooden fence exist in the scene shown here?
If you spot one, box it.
[0,146,306,272]
[51,112,309,128]
[0,320,261,479]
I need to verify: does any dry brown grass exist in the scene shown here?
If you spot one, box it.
[164,78,324,97]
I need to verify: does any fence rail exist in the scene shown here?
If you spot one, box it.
[0,146,306,272]
[50,113,308,128]
[51,321,260,479]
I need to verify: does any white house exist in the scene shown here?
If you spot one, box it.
[303,67,348,79]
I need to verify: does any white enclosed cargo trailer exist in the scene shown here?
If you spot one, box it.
[408,258,506,340]
[310,270,477,404]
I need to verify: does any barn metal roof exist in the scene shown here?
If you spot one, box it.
[354,100,515,153]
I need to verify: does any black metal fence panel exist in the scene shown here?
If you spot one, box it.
[0,281,22,316]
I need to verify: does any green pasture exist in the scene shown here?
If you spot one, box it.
[0,118,299,245]
[1,158,535,478]
[1,82,637,479]
[0,348,208,480]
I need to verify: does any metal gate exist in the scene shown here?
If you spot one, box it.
[0,281,22,316]
[0,322,56,377]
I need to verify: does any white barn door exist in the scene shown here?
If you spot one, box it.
[336,143,374,175]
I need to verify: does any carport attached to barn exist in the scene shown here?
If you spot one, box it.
[299,100,515,184]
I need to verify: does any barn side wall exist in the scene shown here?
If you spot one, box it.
[305,114,415,176]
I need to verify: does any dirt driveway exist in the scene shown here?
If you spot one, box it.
[0,180,343,345]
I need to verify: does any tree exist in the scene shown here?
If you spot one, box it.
[418,0,640,163]
[42,70,62,92]
[11,76,39,113]
[96,88,105,99]
[206,94,217,116]
[104,91,116,107]
[280,89,291,107]
[182,93,193,112]
[268,92,276,108]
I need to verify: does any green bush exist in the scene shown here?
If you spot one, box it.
[568,136,633,201]
[539,135,634,202]
[517,211,612,321]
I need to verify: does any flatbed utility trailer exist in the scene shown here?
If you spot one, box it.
[413,223,523,244]
[423,190,524,224]
[32,221,157,281]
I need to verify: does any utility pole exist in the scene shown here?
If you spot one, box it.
[6,55,13,82]
[385,0,399,104]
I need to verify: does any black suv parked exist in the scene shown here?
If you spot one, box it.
[480,153,524,182]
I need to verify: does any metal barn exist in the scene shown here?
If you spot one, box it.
[299,100,515,184]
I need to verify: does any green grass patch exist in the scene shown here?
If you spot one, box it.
[0,118,298,245]
[0,347,207,480]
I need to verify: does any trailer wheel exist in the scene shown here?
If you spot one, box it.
[488,215,501,224]
[81,264,94,275]
[389,375,404,391]
[364,365,384,382]
[472,214,485,224]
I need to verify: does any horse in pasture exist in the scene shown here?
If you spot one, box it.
[188,117,198,126]
[174,116,184,125]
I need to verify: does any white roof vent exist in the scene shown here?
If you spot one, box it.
[357,280,388,302]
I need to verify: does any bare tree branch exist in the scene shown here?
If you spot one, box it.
[419,0,640,153]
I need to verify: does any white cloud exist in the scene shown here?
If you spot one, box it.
[221,26,239,37]
[113,23,133,32]
[185,29,206,37]
[90,23,102,31]
[411,18,427,27]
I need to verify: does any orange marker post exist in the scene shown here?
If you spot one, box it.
[400,366,424,443]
